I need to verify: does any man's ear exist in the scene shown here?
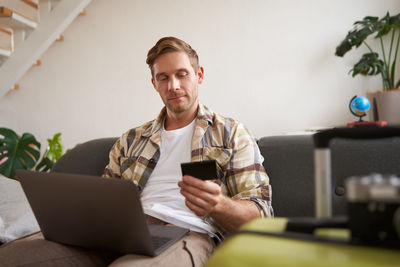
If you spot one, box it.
[151,77,158,91]
[197,66,204,84]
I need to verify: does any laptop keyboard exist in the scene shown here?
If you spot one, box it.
[151,236,172,249]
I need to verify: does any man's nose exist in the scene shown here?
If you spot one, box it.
[168,76,180,91]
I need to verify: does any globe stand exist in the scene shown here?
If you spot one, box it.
[355,114,366,123]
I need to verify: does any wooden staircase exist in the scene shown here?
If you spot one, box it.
[0,0,91,97]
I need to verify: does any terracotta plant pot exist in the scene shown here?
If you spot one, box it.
[367,89,400,125]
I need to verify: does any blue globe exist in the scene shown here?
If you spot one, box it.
[350,96,370,116]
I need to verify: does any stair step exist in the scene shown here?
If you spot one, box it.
[0,47,12,57]
[3,0,39,21]
[0,27,12,35]
[21,0,39,10]
[0,6,38,29]
[0,27,13,57]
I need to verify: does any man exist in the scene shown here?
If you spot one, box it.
[0,37,272,267]
[104,36,273,266]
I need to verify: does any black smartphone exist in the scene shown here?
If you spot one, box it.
[180,160,218,180]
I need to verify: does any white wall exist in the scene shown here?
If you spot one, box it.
[1,0,400,151]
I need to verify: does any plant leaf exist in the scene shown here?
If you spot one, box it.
[376,12,400,38]
[0,128,18,142]
[35,157,53,172]
[35,132,64,173]
[350,52,385,77]
[44,133,64,163]
[376,12,392,38]
[0,128,41,178]
[336,16,379,57]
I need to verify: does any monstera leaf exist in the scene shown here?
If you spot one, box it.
[335,16,379,57]
[376,12,400,38]
[0,128,41,178]
[350,52,390,89]
[351,52,385,76]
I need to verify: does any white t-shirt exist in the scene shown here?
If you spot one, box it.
[141,119,215,234]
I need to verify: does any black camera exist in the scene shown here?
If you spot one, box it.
[346,174,400,246]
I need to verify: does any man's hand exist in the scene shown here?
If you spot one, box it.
[178,175,222,217]
[178,175,261,233]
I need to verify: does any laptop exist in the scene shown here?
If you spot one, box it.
[16,170,189,256]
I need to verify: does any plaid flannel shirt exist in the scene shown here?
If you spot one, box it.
[103,104,273,237]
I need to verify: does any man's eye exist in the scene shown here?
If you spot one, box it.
[158,75,168,81]
[177,72,188,78]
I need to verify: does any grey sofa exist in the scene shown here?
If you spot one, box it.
[52,135,400,219]
[258,134,400,217]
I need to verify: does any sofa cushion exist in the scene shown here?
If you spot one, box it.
[52,138,117,176]
[0,176,39,243]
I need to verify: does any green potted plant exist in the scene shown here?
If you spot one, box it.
[0,128,64,179]
[335,11,400,124]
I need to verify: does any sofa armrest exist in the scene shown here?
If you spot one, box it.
[259,135,314,217]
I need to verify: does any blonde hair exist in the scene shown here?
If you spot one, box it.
[146,37,199,77]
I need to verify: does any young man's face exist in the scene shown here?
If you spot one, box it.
[151,51,204,117]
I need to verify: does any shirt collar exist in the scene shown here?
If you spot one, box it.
[142,103,214,138]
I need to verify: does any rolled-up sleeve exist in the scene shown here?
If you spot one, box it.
[225,123,273,217]
[102,137,124,179]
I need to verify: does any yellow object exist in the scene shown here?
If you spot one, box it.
[205,218,400,267]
